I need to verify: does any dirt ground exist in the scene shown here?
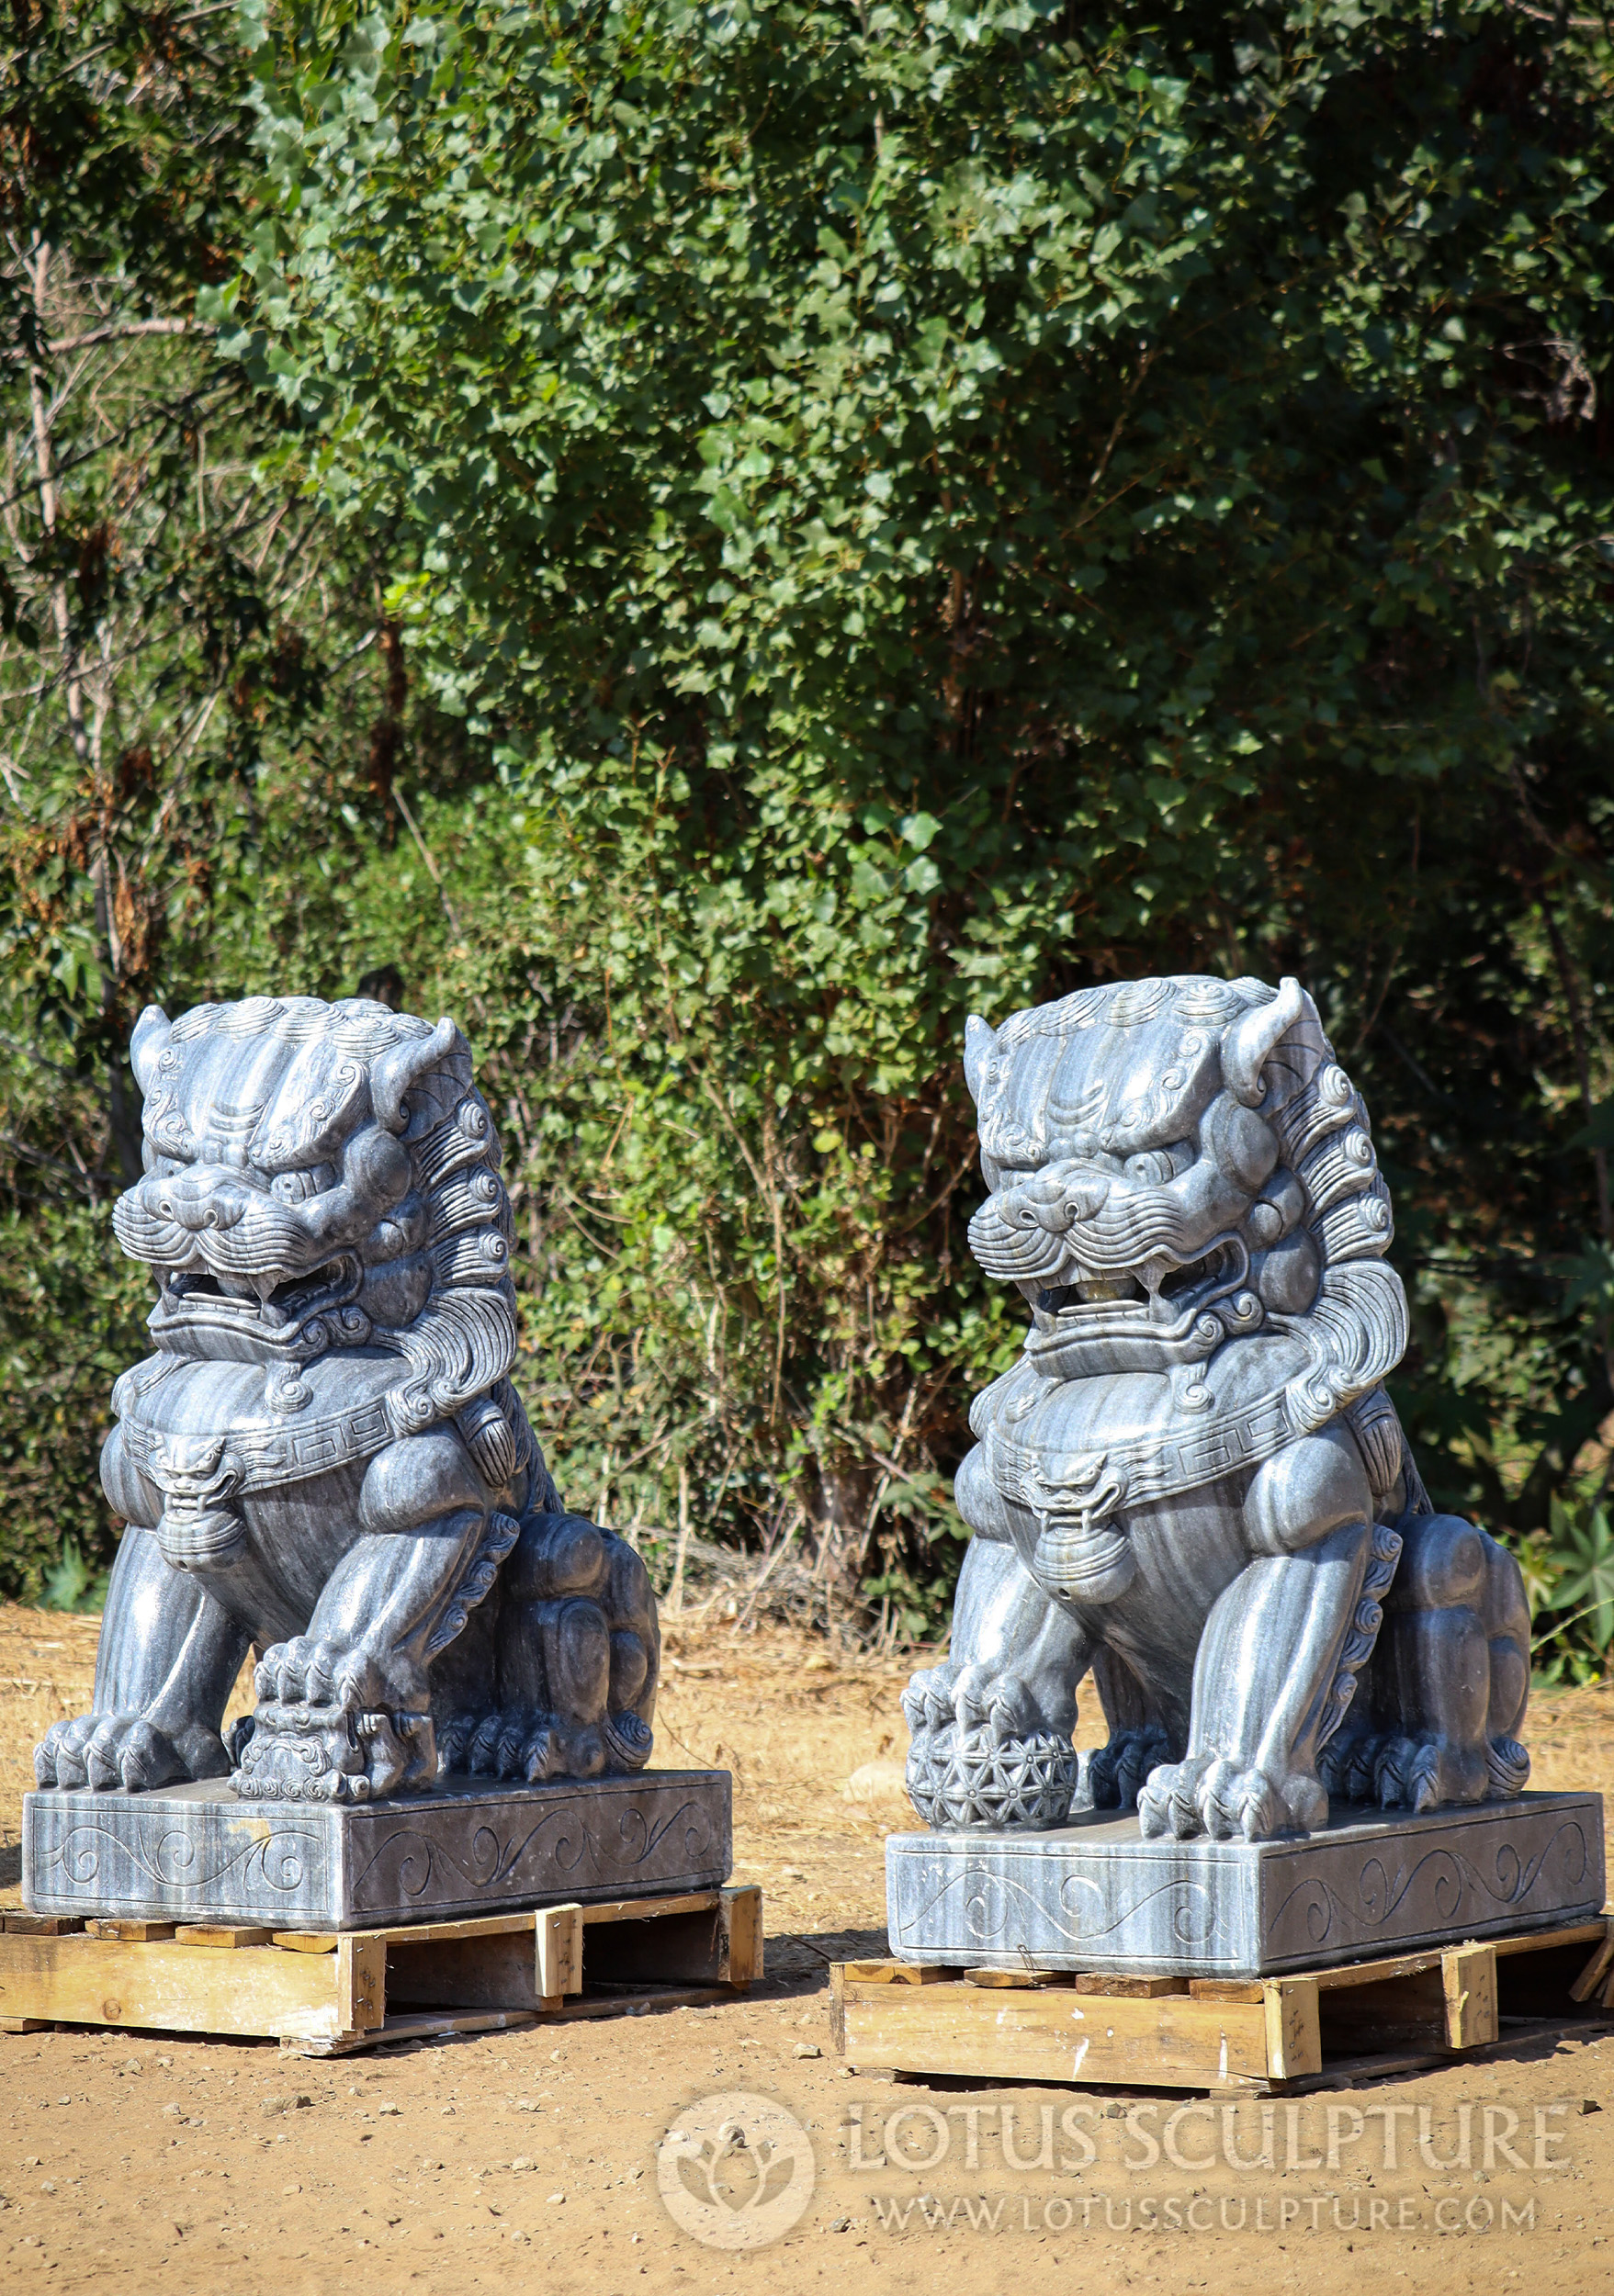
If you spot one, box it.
[2,1602,1614,2294]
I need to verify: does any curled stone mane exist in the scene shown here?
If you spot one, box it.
[1246,991,1409,1485]
[384,1079,519,1437]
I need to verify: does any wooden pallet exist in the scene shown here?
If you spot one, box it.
[831,1919,1614,2094]
[0,1885,762,2058]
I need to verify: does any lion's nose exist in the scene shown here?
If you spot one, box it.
[145,1173,248,1231]
[1025,1175,1110,1232]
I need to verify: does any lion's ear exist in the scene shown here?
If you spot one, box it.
[1220,976,1305,1107]
[371,1016,465,1132]
[129,1005,172,1096]
[963,1014,998,1104]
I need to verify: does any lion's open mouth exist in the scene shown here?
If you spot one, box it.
[159,1255,360,1332]
[1035,1240,1242,1327]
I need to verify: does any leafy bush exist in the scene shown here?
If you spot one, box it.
[227,0,1614,1617]
[1530,1496,1614,1685]
[4,0,1614,1656]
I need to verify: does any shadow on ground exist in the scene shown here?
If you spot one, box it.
[767,1923,888,1982]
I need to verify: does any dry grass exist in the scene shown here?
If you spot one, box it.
[2,1599,1608,1844]
[0,1604,1611,2294]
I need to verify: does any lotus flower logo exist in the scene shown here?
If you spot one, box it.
[657,2090,816,2249]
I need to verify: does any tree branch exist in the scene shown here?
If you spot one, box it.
[45,318,215,355]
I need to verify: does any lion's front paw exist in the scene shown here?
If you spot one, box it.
[435,1708,609,1784]
[952,1665,1042,1742]
[1318,1727,1491,1812]
[1085,1725,1176,1813]
[34,1712,209,1794]
[900,1659,963,1739]
[234,1638,435,1802]
[902,1660,1037,1747]
[1137,1755,1326,1841]
[254,1637,423,1716]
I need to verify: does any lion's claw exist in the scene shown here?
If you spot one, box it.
[1086,1724,1176,1812]
[34,1711,214,1794]
[236,1635,434,1801]
[902,1661,1039,1750]
[901,1660,962,1737]
[1137,1754,1326,1841]
[254,1636,402,1715]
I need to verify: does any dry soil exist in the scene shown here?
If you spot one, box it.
[0,1603,1612,2295]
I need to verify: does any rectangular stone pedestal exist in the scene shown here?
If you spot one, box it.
[23,1768,731,1929]
[886,1790,1605,1978]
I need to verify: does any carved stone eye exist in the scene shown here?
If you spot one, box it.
[1248,1201,1283,1246]
[1123,1143,1190,1187]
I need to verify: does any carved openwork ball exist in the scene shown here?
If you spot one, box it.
[909,1724,1079,1831]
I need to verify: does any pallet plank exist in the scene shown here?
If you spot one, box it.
[1442,1945,1498,2049]
[1301,1925,1605,1994]
[0,1934,344,2040]
[1569,1922,1614,2003]
[276,1913,540,1953]
[841,1961,948,1986]
[1263,1978,1322,2079]
[336,1933,387,2033]
[340,1912,538,1949]
[580,1892,719,1926]
[832,1921,1601,2093]
[1310,1945,1448,1992]
[1491,1922,1608,1957]
[0,1885,763,2046]
[718,1886,762,1986]
[1075,1974,1186,1998]
[536,1905,583,1999]
[839,1976,1270,2088]
[547,1985,763,2022]
[285,2008,537,2059]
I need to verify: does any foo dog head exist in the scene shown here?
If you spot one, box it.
[111,996,516,1439]
[963,974,1395,1389]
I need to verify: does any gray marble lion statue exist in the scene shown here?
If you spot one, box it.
[904,973,1531,1843]
[34,995,659,1803]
